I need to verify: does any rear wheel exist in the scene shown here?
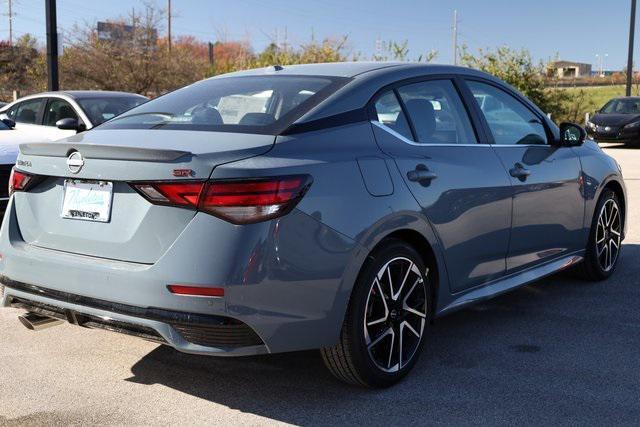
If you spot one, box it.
[576,189,623,280]
[321,240,431,387]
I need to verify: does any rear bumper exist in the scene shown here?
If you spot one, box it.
[2,278,267,356]
[0,197,361,355]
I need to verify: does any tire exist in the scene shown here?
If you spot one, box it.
[321,239,431,387]
[575,189,623,281]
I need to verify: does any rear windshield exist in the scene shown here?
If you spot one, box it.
[78,96,148,126]
[99,75,349,134]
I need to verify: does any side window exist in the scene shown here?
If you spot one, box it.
[373,91,413,141]
[467,81,547,145]
[44,98,78,127]
[14,98,45,124]
[397,80,478,144]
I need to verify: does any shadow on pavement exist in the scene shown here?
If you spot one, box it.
[126,244,640,425]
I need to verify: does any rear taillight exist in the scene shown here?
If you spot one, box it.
[9,168,39,197]
[132,182,205,207]
[131,175,312,224]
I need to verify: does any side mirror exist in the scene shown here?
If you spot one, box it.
[2,118,15,128]
[56,118,86,133]
[559,122,586,146]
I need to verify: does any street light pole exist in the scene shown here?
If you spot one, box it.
[626,0,636,96]
[45,0,59,91]
[167,0,172,53]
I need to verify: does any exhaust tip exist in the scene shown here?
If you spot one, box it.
[18,312,63,331]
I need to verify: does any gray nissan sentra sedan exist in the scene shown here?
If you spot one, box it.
[0,62,627,387]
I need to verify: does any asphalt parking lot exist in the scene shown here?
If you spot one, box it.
[1,143,639,426]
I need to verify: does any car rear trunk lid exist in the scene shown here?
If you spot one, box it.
[13,129,275,264]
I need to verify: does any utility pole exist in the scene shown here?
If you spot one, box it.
[283,26,288,53]
[167,0,172,53]
[375,38,382,61]
[627,0,636,96]
[7,0,13,46]
[45,0,59,91]
[452,10,458,66]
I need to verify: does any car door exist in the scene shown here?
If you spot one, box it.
[42,97,82,141]
[370,77,513,293]
[464,79,584,272]
[8,98,47,140]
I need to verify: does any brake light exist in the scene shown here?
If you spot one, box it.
[132,182,205,208]
[131,175,312,224]
[9,168,38,196]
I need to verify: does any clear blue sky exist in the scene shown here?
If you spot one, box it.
[1,0,634,69]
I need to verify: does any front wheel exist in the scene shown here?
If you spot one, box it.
[576,189,623,280]
[321,240,431,387]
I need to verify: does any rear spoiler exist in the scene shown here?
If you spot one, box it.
[19,143,190,162]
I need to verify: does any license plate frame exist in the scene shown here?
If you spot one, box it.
[61,180,113,223]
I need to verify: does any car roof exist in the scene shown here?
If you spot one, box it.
[2,91,146,105]
[215,62,488,79]
[215,62,405,78]
[47,91,147,100]
[264,63,503,124]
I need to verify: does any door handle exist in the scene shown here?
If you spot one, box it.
[509,163,531,181]
[407,164,438,183]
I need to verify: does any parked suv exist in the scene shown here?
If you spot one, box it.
[0,63,626,387]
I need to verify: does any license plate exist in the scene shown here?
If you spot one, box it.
[61,180,113,222]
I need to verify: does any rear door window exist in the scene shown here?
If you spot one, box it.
[14,98,45,124]
[373,91,413,140]
[396,80,477,144]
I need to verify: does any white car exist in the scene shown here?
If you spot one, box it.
[0,91,148,142]
[0,118,37,216]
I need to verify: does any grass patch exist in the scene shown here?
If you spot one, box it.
[562,85,626,111]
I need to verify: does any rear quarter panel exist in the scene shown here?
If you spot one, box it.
[211,122,449,348]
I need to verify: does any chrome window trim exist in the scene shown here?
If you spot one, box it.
[371,121,553,148]
[371,120,488,147]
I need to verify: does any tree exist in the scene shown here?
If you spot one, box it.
[61,4,208,94]
[0,34,46,94]
[620,65,640,96]
[372,40,438,63]
[209,41,254,75]
[460,46,576,122]
[250,36,349,70]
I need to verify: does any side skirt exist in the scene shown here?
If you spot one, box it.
[436,251,584,317]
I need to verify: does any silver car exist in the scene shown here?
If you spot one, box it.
[0,63,626,387]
